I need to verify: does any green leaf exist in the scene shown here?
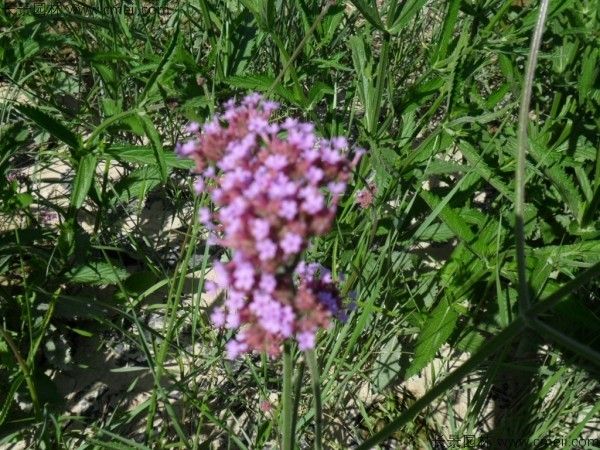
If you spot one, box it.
[406,299,459,378]
[388,0,428,34]
[138,23,180,105]
[138,114,167,183]
[348,0,385,31]
[372,335,403,391]
[65,261,128,285]
[15,104,80,150]
[70,153,98,209]
[430,0,461,63]
[529,138,582,220]
[306,82,333,109]
[105,145,193,169]
[15,193,33,208]
[114,166,162,202]
[225,74,298,105]
[459,140,512,199]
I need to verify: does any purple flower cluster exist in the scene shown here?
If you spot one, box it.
[176,93,362,358]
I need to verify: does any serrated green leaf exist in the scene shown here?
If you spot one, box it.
[114,166,162,202]
[406,299,459,378]
[16,104,80,150]
[373,335,403,391]
[530,138,582,220]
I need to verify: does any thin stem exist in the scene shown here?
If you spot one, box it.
[306,350,323,450]
[515,0,550,316]
[291,360,306,444]
[268,1,334,96]
[356,318,526,449]
[0,328,40,419]
[354,238,600,449]
[281,343,294,450]
[530,318,600,367]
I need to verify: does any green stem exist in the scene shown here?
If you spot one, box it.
[268,1,334,98]
[357,259,600,448]
[145,200,200,443]
[306,350,323,450]
[281,343,294,450]
[515,0,550,316]
[356,318,526,449]
[0,328,40,419]
[370,35,390,135]
[530,318,600,366]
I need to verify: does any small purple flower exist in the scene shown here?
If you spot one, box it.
[257,239,277,261]
[279,305,295,338]
[300,187,324,214]
[204,166,216,178]
[323,148,342,164]
[250,219,270,240]
[262,100,279,112]
[303,148,319,162]
[279,200,297,220]
[259,274,277,293]
[232,167,252,184]
[210,308,225,327]
[226,339,248,359]
[177,140,197,156]
[194,177,205,194]
[260,303,294,337]
[248,116,269,134]
[282,117,298,129]
[300,123,315,134]
[211,188,224,203]
[214,262,230,288]
[331,137,348,150]
[219,153,239,171]
[243,92,263,106]
[226,311,241,329]
[307,167,324,184]
[234,263,255,291]
[288,129,315,150]
[186,122,200,133]
[328,181,346,196]
[280,233,303,255]
[270,175,297,200]
[265,155,288,170]
[297,330,316,351]
[223,216,243,236]
[203,119,221,134]
[230,197,247,216]
[352,148,366,166]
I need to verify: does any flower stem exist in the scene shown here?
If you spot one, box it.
[281,343,294,450]
[515,0,550,317]
[306,350,323,450]
[0,328,40,419]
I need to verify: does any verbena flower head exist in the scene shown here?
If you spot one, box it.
[177,93,362,358]
[356,182,377,209]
